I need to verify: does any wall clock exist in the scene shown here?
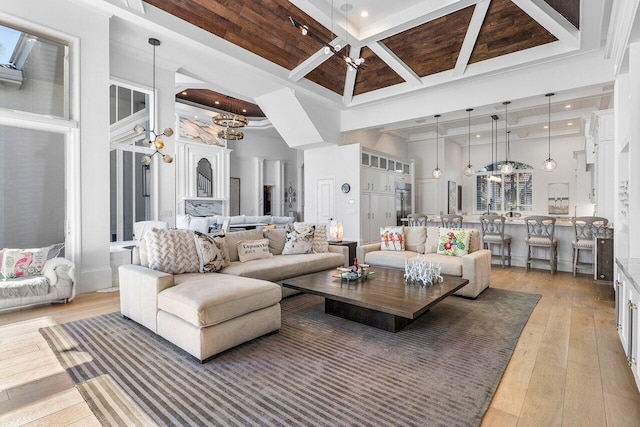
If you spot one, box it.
[341,183,351,193]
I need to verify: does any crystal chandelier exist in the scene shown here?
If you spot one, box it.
[214,96,247,141]
[133,38,173,164]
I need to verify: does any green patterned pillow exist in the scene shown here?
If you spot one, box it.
[437,228,470,257]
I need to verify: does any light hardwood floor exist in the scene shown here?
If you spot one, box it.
[1,269,639,426]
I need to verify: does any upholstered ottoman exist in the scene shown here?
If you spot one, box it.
[156,275,281,362]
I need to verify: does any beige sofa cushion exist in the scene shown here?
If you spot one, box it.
[157,275,281,328]
[224,230,264,262]
[221,252,344,282]
[468,229,481,253]
[424,253,463,276]
[404,226,426,253]
[263,229,286,255]
[237,239,272,263]
[364,250,419,269]
[426,226,440,253]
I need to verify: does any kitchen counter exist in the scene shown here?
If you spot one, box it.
[616,257,640,293]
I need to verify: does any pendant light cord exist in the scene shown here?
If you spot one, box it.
[467,109,472,165]
[436,115,439,169]
[548,94,551,159]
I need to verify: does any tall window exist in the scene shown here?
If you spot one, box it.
[0,24,70,250]
[475,162,533,213]
[109,83,153,242]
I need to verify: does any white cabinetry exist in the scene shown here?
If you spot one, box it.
[615,263,640,390]
[360,148,412,244]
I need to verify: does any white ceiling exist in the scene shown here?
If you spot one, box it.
[318,0,429,32]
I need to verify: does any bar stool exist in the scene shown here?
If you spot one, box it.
[572,216,608,277]
[480,214,511,268]
[407,214,427,226]
[524,216,558,274]
[441,214,463,228]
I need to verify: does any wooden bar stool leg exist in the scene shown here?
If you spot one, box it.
[500,243,505,268]
[526,245,530,272]
[508,242,512,267]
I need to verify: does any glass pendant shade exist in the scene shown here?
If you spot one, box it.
[464,164,475,177]
[432,114,442,179]
[542,157,557,172]
[500,162,514,175]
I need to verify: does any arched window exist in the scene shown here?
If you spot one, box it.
[475,162,533,213]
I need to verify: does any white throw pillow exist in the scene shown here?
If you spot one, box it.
[189,217,210,234]
[404,226,426,253]
[146,229,200,274]
[194,233,229,272]
[380,226,405,251]
[237,239,273,262]
[282,225,315,255]
[1,247,49,279]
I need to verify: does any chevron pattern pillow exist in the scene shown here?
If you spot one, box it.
[146,229,199,274]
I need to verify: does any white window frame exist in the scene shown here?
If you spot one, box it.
[109,79,158,243]
[474,168,535,214]
[0,15,80,271]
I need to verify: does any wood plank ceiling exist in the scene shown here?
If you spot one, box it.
[176,89,266,117]
[147,0,579,104]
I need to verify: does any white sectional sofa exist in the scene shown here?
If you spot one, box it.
[357,226,491,298]
[120,229,348,362]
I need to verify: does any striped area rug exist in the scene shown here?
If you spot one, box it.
[40,288,539,427]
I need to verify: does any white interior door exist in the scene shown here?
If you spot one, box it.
[316,178,335,222]
[416,178,438,215]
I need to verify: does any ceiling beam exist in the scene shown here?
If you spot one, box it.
[124,0,145,13]
[343,46,361,105]
[511,0,579,48]
[357,0,482,46]
[453,0,491,77]
[368,42,422,87]
[289,37,346,82]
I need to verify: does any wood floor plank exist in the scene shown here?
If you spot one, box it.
[0,388,83,426]
[65,414,102,427]
[21,401,93,427]
[1,372,75,415]
[481,407,519,427]
[0,360,64,392]
[516,361,566,427]
[562,361,606,426]
[536,303,572,368]
[567,307,599,367]
[603,391,640,427]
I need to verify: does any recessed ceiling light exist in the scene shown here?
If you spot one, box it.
[565,104,571,109]
[360,10,368,17]
[544,125,548,129]
[215,101,220,105]
[476,134,481,138]
[567,122,573,126]
[194,116,198,119]
[181,91,187,95]
[340,3,353,12]
[242,109,247,113]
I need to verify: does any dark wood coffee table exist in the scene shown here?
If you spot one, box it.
[282,266,468,332]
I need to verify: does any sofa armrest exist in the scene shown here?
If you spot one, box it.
[328,245,349,267]
[119,264,174,333]
[356,243,381,263]
[458,249,491,298]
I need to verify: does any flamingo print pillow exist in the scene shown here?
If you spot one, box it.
[380,226,405,251]
[437,228,470,257]
[1,247,49,279]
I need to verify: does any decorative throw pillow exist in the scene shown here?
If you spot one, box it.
[263,229,287,255]
[1,247,50,279]
[312,224,329,253]
[380,226,405,251]
[194,233,230,273]
[437,228,470,257]
[146,228,200,274]
[237,239,273,262]
[282,224,315,255]
[404,226,426,253]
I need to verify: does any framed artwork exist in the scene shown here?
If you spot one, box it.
[448,181,458,214]
[548,182,569,215]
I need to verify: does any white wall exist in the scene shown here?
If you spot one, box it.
[2,0,112,293]
[228,129,301,217]
[304,144,361,241]
[342,129,408,159]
